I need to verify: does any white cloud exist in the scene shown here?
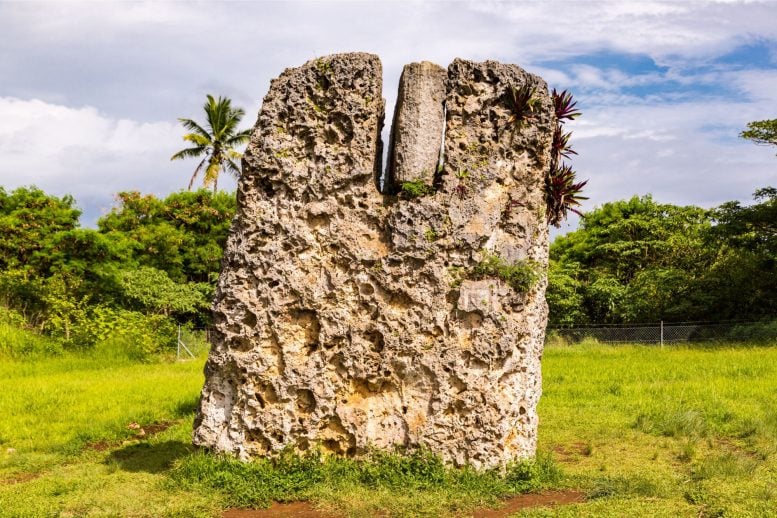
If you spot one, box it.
[0,0,775,232]
[0,97,216,224]
[470,1,777,63]
[566,97,777,213]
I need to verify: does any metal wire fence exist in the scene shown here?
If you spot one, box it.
[547,320,777,346]
[175,326,213,360]
[178,321,777,355]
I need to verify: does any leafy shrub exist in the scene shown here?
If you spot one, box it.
[545,163,588,226]
[726,320,777,342]
[504,84,541,133]
[545,89,587,227]
[116,266,211,318]
[0,306,26,327]
[42,299,177,359]
[0,269,48,324]
[99,310,178,361]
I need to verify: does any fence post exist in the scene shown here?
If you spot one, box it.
[660,320,664,348]
[177,325,181,360]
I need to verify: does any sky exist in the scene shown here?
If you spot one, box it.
[1,1,775,233]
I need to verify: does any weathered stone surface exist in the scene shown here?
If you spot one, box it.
[386,61,447,192]
[193,53,554,469]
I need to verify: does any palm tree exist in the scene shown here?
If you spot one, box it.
[171,95,252,192]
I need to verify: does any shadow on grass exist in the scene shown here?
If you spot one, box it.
[107,440,193,474]
[174,395,200,417]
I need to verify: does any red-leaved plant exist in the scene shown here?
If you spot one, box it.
[552,88,582,121]
[546,89,587,226]
[546,163,588,226]
[552,125,577,161]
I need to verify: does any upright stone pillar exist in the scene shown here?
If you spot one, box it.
[386,61,447,192]
[194,53,554,469]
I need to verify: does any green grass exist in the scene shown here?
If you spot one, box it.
[2,338,777,516]
[0,321,63,358]
[170,448,560,516]
[534,340,777,517]
[0,340,212,517]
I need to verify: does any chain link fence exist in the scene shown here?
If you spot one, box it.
[179,321,776,355]
[548,320,777,345]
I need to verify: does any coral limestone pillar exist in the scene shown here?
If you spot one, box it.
[194,53,554,469]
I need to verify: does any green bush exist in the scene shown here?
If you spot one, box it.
[116,266,211,318]
[43,301,177,360]
[726,320,777,342]
[0,305,26,327]
[0,306,63,357]
[98,310,178,361]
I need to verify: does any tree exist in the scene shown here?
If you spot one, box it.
[703,187,777,319]
[98,190,236,283]
[549,196,714,324]
[0,186,80,271]
[740,119,777,153]
[548,190,777,325]
[171,95,252,192]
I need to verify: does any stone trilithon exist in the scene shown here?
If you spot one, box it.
[193,52,554,469]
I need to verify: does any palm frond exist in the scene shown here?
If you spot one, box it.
[204,159,221,187]
[225,159,242,179]
[176,94,249,191]
[171,146,206,161]
[225,130,251,147]
[177,118,211,139]
[188,158,207,190]
[182,133,211,146]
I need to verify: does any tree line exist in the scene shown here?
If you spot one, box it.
[548,188,776,327]
[1,183,774,355]
[1,105,774,355]
[0,187,234,358]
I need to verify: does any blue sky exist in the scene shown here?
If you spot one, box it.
[0,1,775,233]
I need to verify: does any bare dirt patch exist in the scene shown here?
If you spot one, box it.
[470,490,586,517]
[223,502,336,518]
[127,419,177,438]
[0,472,42,486]
[141,420,176,437]
[222,490,586,517]
[86,440,114,452]
[552,442,592,462]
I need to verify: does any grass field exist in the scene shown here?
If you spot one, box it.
[1,337,776,517]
